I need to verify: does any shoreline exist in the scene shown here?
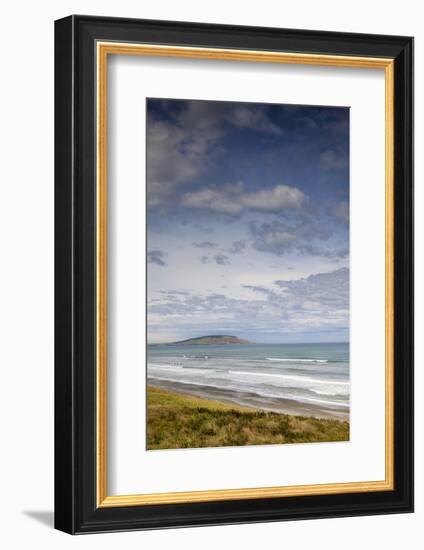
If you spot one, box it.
[147,379,349,421]
[147,385,349,450]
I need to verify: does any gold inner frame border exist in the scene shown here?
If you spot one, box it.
[96,42,394,508]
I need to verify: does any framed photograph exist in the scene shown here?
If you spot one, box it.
[54,15,413,534]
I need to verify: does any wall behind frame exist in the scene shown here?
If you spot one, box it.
[0,0,419,548]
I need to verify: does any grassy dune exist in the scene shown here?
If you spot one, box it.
[147,386,349,450]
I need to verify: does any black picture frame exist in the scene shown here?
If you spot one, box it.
[55,14,414,534]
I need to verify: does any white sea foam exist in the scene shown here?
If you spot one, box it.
[310,389,341,396]
[228,370,349,387]
[148,363,183,370]
[267,357,327,363]
[147,343,349,415]
[147,377,350,410]
[292,395,350,408]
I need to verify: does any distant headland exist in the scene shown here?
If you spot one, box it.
[170,335,251,345]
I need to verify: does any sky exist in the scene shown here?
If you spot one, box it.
[146,98,349,344]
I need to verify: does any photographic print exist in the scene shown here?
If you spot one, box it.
[146,98,350,450]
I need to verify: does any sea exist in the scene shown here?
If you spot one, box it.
[147,342,349,420]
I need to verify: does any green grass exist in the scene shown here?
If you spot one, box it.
[147,386,349,450]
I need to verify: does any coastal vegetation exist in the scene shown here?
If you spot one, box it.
[147,386,349,450]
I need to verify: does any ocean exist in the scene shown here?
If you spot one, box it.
[147,342,349,420]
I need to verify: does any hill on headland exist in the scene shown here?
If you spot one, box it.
[171,335,251,345]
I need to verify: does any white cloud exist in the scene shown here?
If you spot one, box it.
[193,241,217,249]
[332,201,349,223]
[182,188,243,214]
[147,250,167,266]
[182,183,305,214]
[228,105,283,135]
[260,228,296,247]
[250,219,347,259]
[148,268,349,343]
[147,100,286,207]
[228,240,246,254]
[320,149,346,170]
[214,254,230,265]
[241,185,305,210]
[147,121,220,206]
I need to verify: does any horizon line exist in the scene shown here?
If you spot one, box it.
[147,340,350,345]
